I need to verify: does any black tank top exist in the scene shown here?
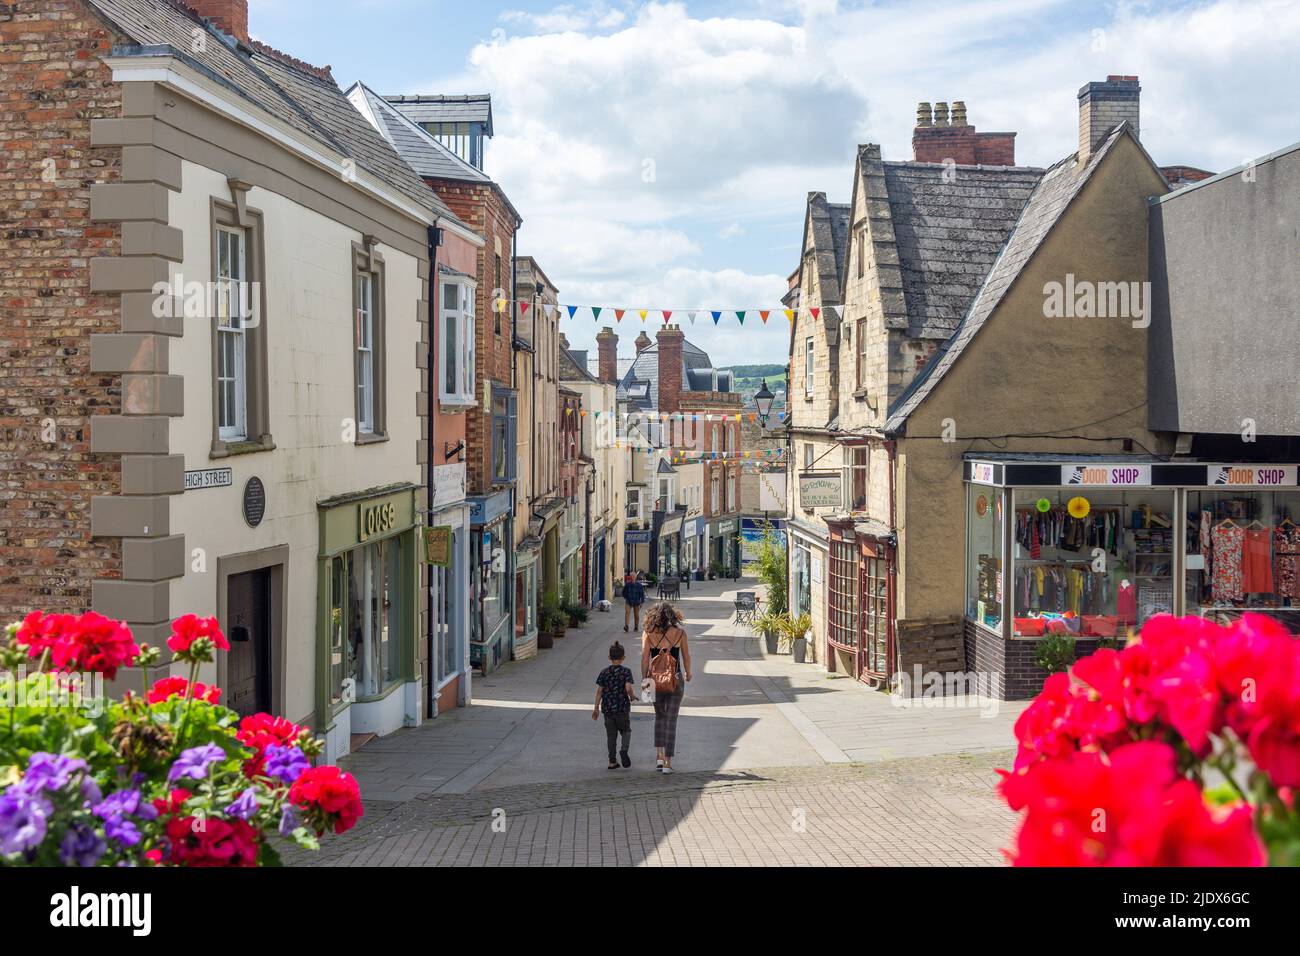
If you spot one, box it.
[648,630,683,665]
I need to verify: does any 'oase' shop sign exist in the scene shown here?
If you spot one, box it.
[359,501,398,541]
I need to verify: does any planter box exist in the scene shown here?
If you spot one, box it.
[763,631,779,655]
[537,630,554,650]
[792,637,808,663]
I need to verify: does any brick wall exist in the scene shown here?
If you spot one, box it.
[426,178,516,494]
[187,0,248,43]
[0,0,124,617]
[962,618,1105,700]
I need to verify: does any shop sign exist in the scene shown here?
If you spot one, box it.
[469,490,511,526]
[1061,464,1151,487]
[683,517,703,538]
[431,463,466,509]
[799,472,843,509]
[359,500,398,541]
[1207,464,1298,487]
[625,529,652,544]
[717,519,738,535]
[422,526,452,566]
[184,467,232,491]
[970,462,997,485]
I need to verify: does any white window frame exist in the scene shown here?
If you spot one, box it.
[216,225,248,442]
[439,276,476,406]
[356,272,375,434]
[805,337,814,396]
[627,487,643,523]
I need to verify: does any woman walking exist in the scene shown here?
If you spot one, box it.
[640,601,691,773]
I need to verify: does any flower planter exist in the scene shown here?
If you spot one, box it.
[763,630,779,655]
[537,629,554,650]
[792,637,808,663]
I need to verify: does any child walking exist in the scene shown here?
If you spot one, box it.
[592,641,637,769]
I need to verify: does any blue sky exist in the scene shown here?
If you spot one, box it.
[248,0,1300,366]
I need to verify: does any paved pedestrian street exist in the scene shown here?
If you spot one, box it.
[290,579,1028,866]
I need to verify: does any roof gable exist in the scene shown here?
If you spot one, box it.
[885,124,1154,431]
[347,83,492,185]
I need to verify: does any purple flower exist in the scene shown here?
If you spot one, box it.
[0,788,51,856]
[278,805,299,837]
[103,815,142,847]
[226,787,260,821]
[263,744,309,784]
[18,752,88,795]
[80,776,103,808]
[93,788,157,847]
[167,744,227,783]
[59,823,106,867]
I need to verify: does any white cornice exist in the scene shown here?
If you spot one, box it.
[104,53,435,227]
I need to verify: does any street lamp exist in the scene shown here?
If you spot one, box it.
[754,379,775,428]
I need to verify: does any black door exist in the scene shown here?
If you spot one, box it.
[226,568,272,718]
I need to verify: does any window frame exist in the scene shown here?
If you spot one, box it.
[209,192,272,459]
[805,337,815,396]
[438,274,477,407]
[215,224,248,442]
[490,384,517,485]
[351,239,387,443]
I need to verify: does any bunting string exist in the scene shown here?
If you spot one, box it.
[494,300,843,325]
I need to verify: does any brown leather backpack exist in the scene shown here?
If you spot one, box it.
[648,628,682,694]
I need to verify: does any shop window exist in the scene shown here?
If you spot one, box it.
[475,525,509,644]
[439,276,476,406]
[1008,489,1175,639]
[795,545,812,617]
[1186,489,1300,624]
[348,537,403,699]
[828,536,858,650]
[862,556,888,675]
[514,563,537,640]
[328,555,348,706]
[966,485,1004,631]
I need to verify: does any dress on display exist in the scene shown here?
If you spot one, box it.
[1211,523,1244,603]
[1243,528,1274,595]
[1274,523,1300,600]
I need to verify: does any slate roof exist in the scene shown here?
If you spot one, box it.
[616,337,729,410]
[346,83,492,184]
[884,124,1135,431]
[85,0,455,222]
[805,193,851,305]
[386,94,494,134]
[560,346,598,383]
[883,163,1043,339]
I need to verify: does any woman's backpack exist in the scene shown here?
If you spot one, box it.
[648,628,682,694]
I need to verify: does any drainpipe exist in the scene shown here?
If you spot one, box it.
[426,222,441,719]
[884,437,898,678]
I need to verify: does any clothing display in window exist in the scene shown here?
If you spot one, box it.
[1243,528,1275,595]
[1116,580,1136,624]
[1210,522,1245,603]
[1274,522,1300,600]
[1015,507,1121,557]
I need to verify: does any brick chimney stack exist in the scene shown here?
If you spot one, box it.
[656,324,685,414]
[189,0,249,44]
[912,99,1016,166]
[596,327,619,384]
[1079,75,1140,163]
[634,331,652,355]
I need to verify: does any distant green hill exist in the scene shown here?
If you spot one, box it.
[723,364,785,379]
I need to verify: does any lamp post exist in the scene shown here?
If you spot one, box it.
[754,379,775,429]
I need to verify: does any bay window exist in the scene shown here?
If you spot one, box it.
[440,274,476,405]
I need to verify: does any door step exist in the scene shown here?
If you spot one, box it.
[350,732,377,752]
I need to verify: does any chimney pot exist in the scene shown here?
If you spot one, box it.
[951,100,968,126]
[915,102,933,127]
[933,102,949,126]
[1078,75,1140,163]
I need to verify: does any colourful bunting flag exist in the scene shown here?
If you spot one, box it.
[615,309,625,322]
[759,311,769,324]
[830,305,844,320]
[687,311,698,325]
[543,303,554,317]
[566,305,578,319]
[520,302,530,316]
[784,309,794,322]
[639,310,648,322]
[810,308,820,319]
[736,311,745,324]
[662,310,672,323]
[592,307,602,321]
[711,311,721,324]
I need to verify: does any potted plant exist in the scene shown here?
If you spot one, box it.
[541,590,566,642]
[708,560,722,581]
[752,609,783,655]
[562,587,589,628]
[779,612,812,663]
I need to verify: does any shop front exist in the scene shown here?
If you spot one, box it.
[740,517,786,564]
[711,517,740,577]
[316,484,422,763]
[963,456,1300,698]
[513,538,541,660]
[683,516,704,579]
[427,464,471,716]
[469,489,513,675]
[625,527,652,574]
[656,512,683,578]
[824,519,894,684]
[558,504,583,601]
[788,519,828,664]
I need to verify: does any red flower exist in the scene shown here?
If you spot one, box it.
[13,610,74,657]
[290,765,364,834]
[236,713,307,777]
[1001,741,1264,867]
[23,611,141,680]
[147,676,221,705]
[164,815,259,867]
[166,614,229,655]
[152,787,192,817]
